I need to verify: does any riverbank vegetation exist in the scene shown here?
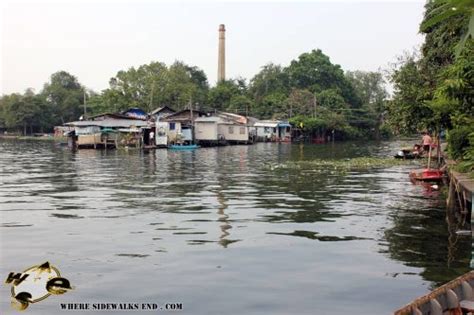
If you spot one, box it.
[387,0,473,172]
[0,50,389,141]
[0,1,472,157]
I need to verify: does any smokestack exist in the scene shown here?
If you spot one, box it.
[217,24,226,83]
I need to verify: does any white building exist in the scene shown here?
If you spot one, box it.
[254,120,292,142]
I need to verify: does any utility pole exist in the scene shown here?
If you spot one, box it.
[83,90,87,117]
[313,94,317,119]
[149,82,155,112]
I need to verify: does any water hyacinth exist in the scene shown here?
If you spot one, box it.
[268,157,418,173]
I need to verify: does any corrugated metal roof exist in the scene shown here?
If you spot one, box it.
[254,121,278,128]
[150,106,176,115]
[195,117,221,122]
[64,119,149,128]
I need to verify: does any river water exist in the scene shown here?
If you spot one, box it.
[0,139,471,314]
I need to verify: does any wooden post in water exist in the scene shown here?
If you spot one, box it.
[471,192,474,268]
[447,175,456,211]
[427,145,432,170]
[437,132,441,167]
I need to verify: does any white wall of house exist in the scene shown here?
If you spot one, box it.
[167,122,182,143]
[75,126,101,135]
[155,122,169,146]
[218,123,248,142]
[195,121,218,141]
[256,126,277,139]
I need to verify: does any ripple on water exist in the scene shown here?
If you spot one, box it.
[0,139,470,315]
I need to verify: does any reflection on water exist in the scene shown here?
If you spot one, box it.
[0,139,470,314]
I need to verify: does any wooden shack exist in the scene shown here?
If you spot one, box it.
[161,109,206,144]
[149,106,176,122]
[64,115,150,149]
[194,116,221,145]
[194,112,250,145]
[254,120,291,142]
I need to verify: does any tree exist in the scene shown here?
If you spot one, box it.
[208,79,243,111]
[248,63,289,102]
[42,71,84,124]
[420,0,474,56]
[0,90,51,134]
[388,53,430,134]
[286,89,316,118]
[255,92,287,119]
[285,49,361,107]
[346,71,388,139]
[101,61,209,112]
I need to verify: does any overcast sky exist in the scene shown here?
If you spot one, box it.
[1,0,425,95]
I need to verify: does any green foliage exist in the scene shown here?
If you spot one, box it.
[448,126,474,159]
[249,50,385,139]
[248,63,289,101]
[420,0,474,56]
[455,132,474,172]
[42,71,84,124]
[1,51,388,141]
[388,54,433,134]
[286,89,316,117]
[316,89,347,111]
[208,79,243,111]
[97,61,209,114]
[256,92,288,119]
[389,0,473,172]
[379,124,393,139]
[285,49,361,107]
[0,90,53,134]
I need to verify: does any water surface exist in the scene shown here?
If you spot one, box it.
[0,140,470,314]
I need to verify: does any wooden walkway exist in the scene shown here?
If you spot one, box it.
[450,170,474,203]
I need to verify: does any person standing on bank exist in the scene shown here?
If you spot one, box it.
[149,130,155,146]
[422,132,432,153]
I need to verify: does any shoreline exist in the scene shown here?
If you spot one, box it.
[0,134,60,141]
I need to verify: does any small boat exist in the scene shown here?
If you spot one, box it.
[169,144,199,150]
[394,150,420,160]
[394,146,422,160]
[409,143,445,182]
[409,168,445,182]
[395,271,474,315]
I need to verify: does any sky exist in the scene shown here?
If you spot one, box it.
[1,0,426,95]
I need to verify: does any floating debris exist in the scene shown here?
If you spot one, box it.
[50,213,84,219]
[1,222,33,228]
[267,230,371,241]
[115,254,149,258]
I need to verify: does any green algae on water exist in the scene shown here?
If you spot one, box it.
[269,157,418,173]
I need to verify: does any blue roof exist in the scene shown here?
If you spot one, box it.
[122,108,148,120]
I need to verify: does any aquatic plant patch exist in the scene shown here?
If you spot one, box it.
[269,157,419,173]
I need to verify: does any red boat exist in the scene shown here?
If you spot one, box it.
[410,168,445,182]
[409,140,445,182]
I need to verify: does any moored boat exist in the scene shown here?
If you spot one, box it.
[394,271,474,315]
[409,168,445,182]
[169,144,199,150]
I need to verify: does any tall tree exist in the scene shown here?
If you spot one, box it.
[42,71,84,124]
[285,49,361,107]
[346,71,388,139]
[388,53,430,134]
